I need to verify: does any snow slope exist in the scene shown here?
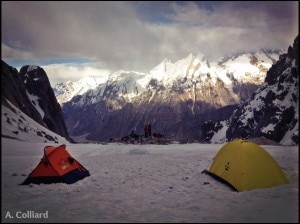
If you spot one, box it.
[1,100,69,144]
[1,138,298,223]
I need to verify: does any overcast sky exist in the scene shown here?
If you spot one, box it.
[2,1,299,85]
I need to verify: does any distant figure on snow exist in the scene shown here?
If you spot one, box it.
[130,130,139,140]
[148,124,152,137]
[144,124,149,138]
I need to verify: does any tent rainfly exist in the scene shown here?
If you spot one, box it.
[21,144,90,185]
[204,139,288,192]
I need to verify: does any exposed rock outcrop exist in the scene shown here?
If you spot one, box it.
[1,61,73,142]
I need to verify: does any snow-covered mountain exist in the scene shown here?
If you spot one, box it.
[1,60,73,143]
[2,42,296,145]
[53,76,107,105]
[55,50,282,106]
[207,36,299,146]
[1,100,69,143]
[57,49,287,142]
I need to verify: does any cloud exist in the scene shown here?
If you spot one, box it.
[2,1,298,75]
[2,43,34,60]
[165,1,298,56]
[42,62,111,86]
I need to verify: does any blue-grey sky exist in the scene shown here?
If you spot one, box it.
[2,1,298,84]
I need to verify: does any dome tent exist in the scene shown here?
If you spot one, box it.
[21,144,90,185]
[204,139,288,192]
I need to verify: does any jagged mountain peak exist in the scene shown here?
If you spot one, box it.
[55,49,284,106]
[207,36,298,146]
[19,65,50,86]
[2,60,72,143]
[195,52,207,61]
[57,48,288,143]
[148,51,210,85]
[162,57,172,63]
[54,74,109,105]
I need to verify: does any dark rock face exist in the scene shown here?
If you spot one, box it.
[1,61,73,142]
[1,61,42,124]
[62,76,244,142]
[223,35,299,145]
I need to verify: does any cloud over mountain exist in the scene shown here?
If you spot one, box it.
[2,1,298,72]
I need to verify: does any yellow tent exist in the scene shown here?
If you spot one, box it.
[207,139,288,192]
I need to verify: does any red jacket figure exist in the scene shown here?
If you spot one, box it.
[144,124,149,138]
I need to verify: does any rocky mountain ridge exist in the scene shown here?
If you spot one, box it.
[2,41,297,145]
[206,36,298,146]
[57,49,289,143]
[55,50,283,106]
[1,61,73,143]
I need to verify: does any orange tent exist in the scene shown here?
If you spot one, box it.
[21,144,90,185]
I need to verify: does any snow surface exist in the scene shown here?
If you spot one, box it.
[210,121,228,144]
[25,90,45,119]
[2,138,298,223]
[27,65,38,72]
[1,102,68,144]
